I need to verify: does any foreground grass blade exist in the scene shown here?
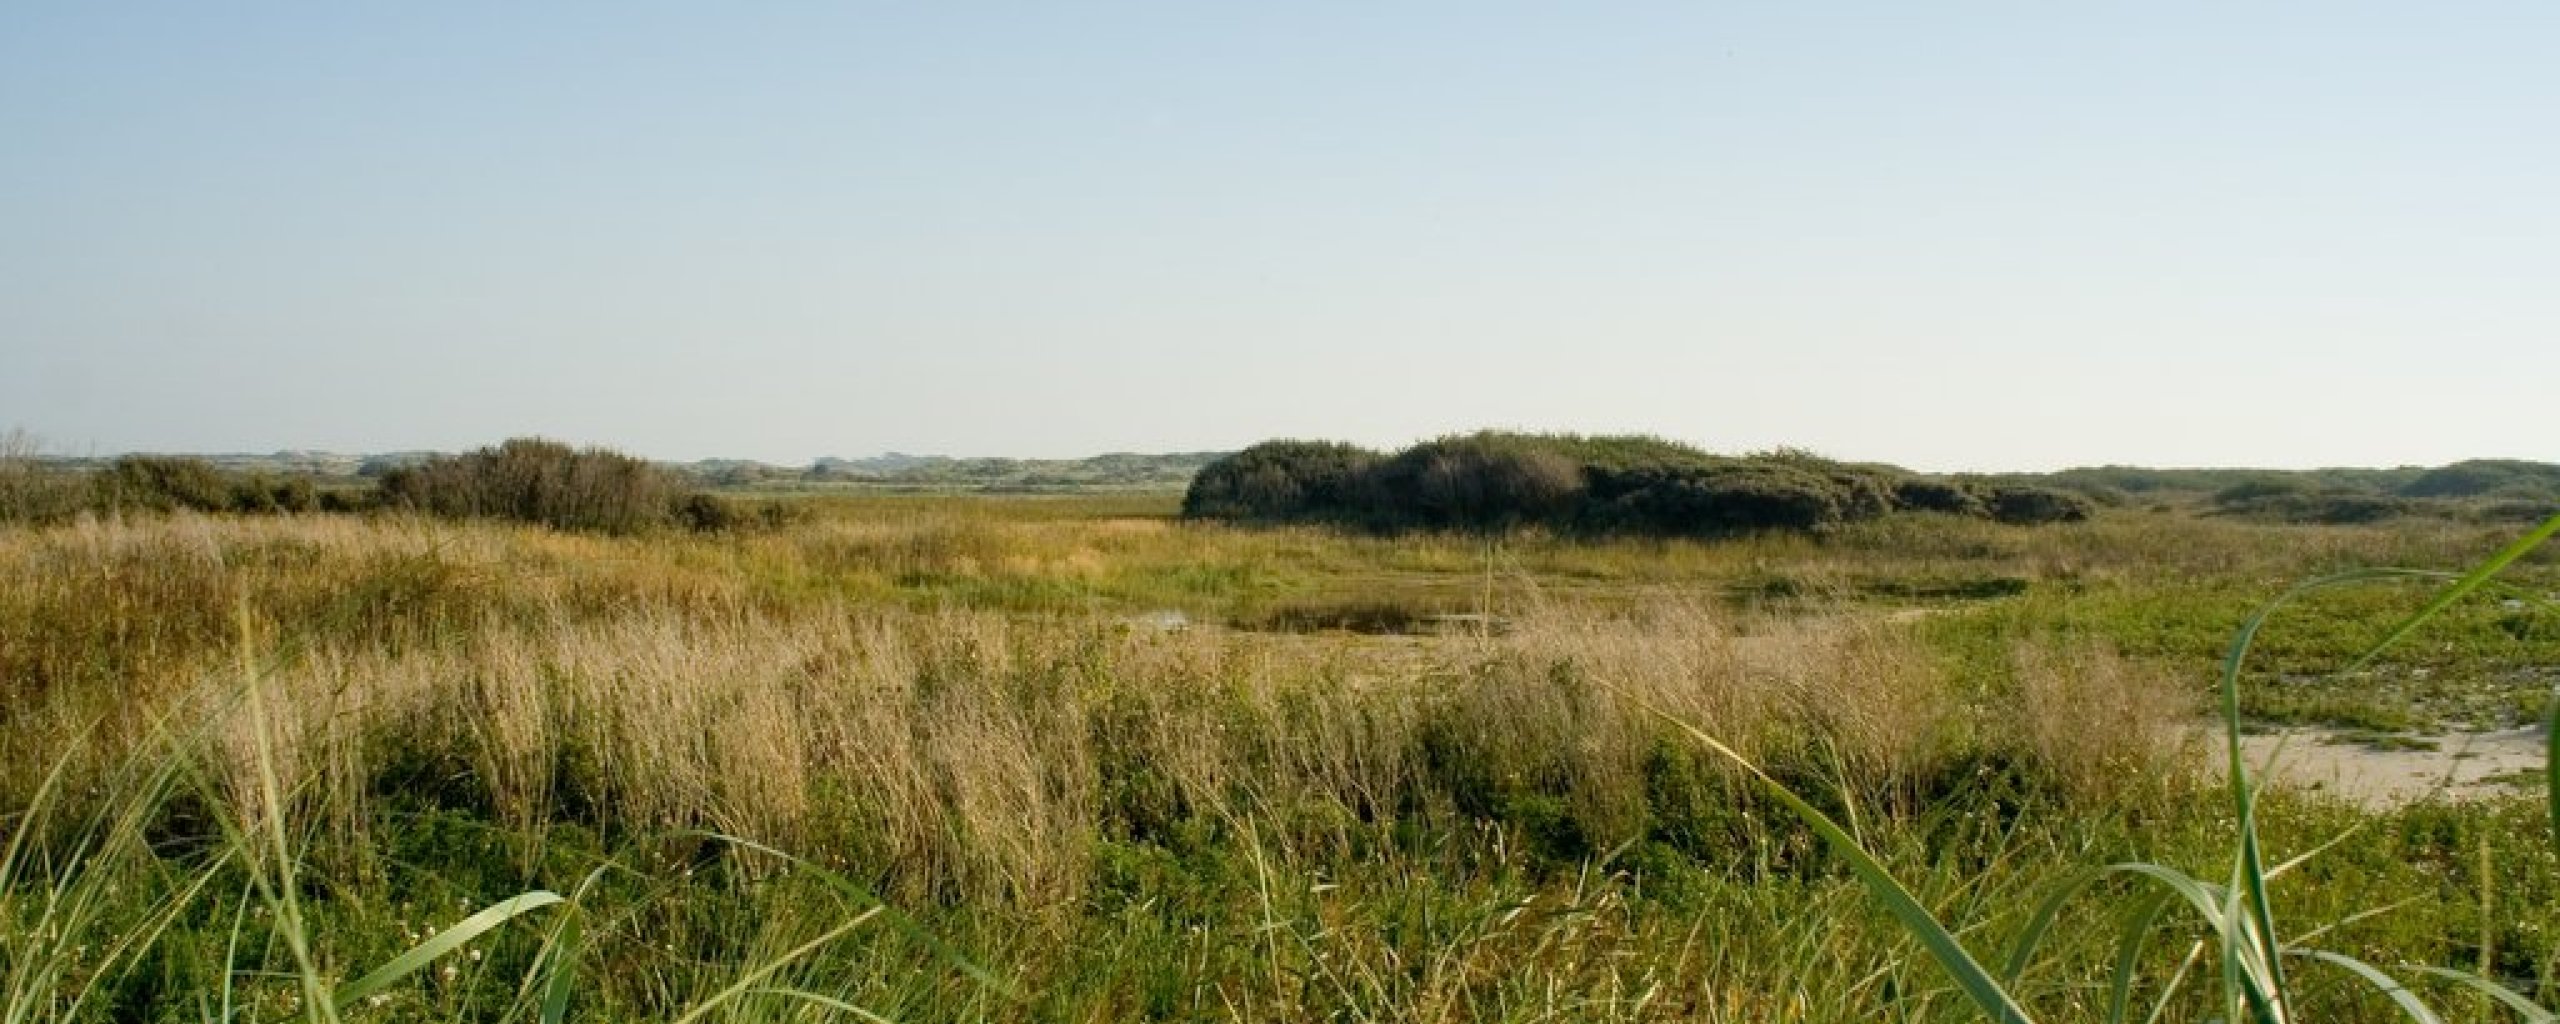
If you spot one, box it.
[2336,512,2560,856]
[332,891,563,1013]
[2351,512,2560,673]
[2002,863,2236,985]
[237,604,336,1024]
[1629,695,2035,1024]
[686,832,1016,998]
[668,909,880,1024]
[2291,949,2444,1024]
[536,908,581,1024]
[510,861,623,1024]
[2397,964,2556,1023]
[2104,892,2176,1024]
[751,986,899,1023]
[2215,567,2447,1022]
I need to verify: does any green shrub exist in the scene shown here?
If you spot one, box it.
[0,447,333,523]
[2212,477,2309,506]
[2476,496,2560,525]
[673,492,743,531]
[1891,477,1985,516]
[1585,461,1849,535]
[96,456,234,513]
[2400,458,2560,499]
[377,438,693,534]
[1189,433,2104,537]
[227,474,321,514]
[2218,490,2413,525]
[1364,434,1585,531]
[1982,485,2093,525]
[1181,440,1380,522]
[0,432,88,525]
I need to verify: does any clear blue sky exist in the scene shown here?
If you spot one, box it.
[3,4,2552,470]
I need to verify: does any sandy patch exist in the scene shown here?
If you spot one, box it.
[2215,725,2547,809]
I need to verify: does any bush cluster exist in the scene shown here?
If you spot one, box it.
[1184,432,2091,536]
[2211,481,2414,525]
[1179,440,1379,522]
[95,456,338,516]
[2397,458,2560,501]
[0,435,93,525]
[0,452,350,525]
[0,438,791,534]
[377,438,733,534]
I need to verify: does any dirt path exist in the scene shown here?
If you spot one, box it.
[2221,725,2547,809]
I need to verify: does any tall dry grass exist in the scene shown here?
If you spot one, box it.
[2010,641,2200,805]
[0,512,2184,920]
[2,506,2544,1020]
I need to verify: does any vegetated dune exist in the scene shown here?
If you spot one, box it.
[1,502,2549,1020]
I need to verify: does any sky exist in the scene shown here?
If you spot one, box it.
[2,4,2553,471]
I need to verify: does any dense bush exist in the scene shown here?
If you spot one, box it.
[1586,462,1849,535]
[377,438,696,534]
[1891,477,1985,516]
[1179,440,1380,522]
[0,433,89,525]
[0,448,337,524]
[2475,497,2560,525]
[94,456,328,517]
[2399,459,2560,500]
[672,491,811,532]
[1363,435,1585,531]
[1982,485,2094,526]
[2211,477,2308,506]
[1188,432,2103,538]
[96,456,233,513]
[2216,490,2414,525]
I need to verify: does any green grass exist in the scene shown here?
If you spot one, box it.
[1635,514,2560,1023]
[0,501,2550,1021]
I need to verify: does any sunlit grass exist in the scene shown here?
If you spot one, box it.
[0,501,2548,1020]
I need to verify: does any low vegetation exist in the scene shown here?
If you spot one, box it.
[374,438,734,534]
[1186,432,2099,536]
[0,436,785,536]
[0,483,2551,1021]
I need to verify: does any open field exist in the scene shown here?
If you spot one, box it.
[1,497,2553,1021]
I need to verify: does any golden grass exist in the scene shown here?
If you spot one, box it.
[3,503,2510,912]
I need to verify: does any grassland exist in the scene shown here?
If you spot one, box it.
[1,497,2552,1021]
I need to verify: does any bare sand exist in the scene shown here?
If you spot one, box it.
[2219,725,2547,809]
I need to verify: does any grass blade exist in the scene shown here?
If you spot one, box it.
[535,900,583,1024]
[2105,891,2176,1024]
[518,862,622,1024]
[667,908,880,1024]
[2003,864,2235,985]
[236,603,336,1024]
[679,831,1016,998]
[750,986,900,1023]
[2350,512,2560,673]
[332,891,563,1013]
[1628,694,2036,1024]
[2214,567,2447,1022]
[2140,939,2210,1024]
[2397,964,2555,1023]
[2291,949,2444,1024]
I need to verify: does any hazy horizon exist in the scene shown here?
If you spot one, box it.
[6,6,2553,472]
[14,430,2548,479]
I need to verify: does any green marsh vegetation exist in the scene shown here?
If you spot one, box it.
[0,446,2554,1020]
